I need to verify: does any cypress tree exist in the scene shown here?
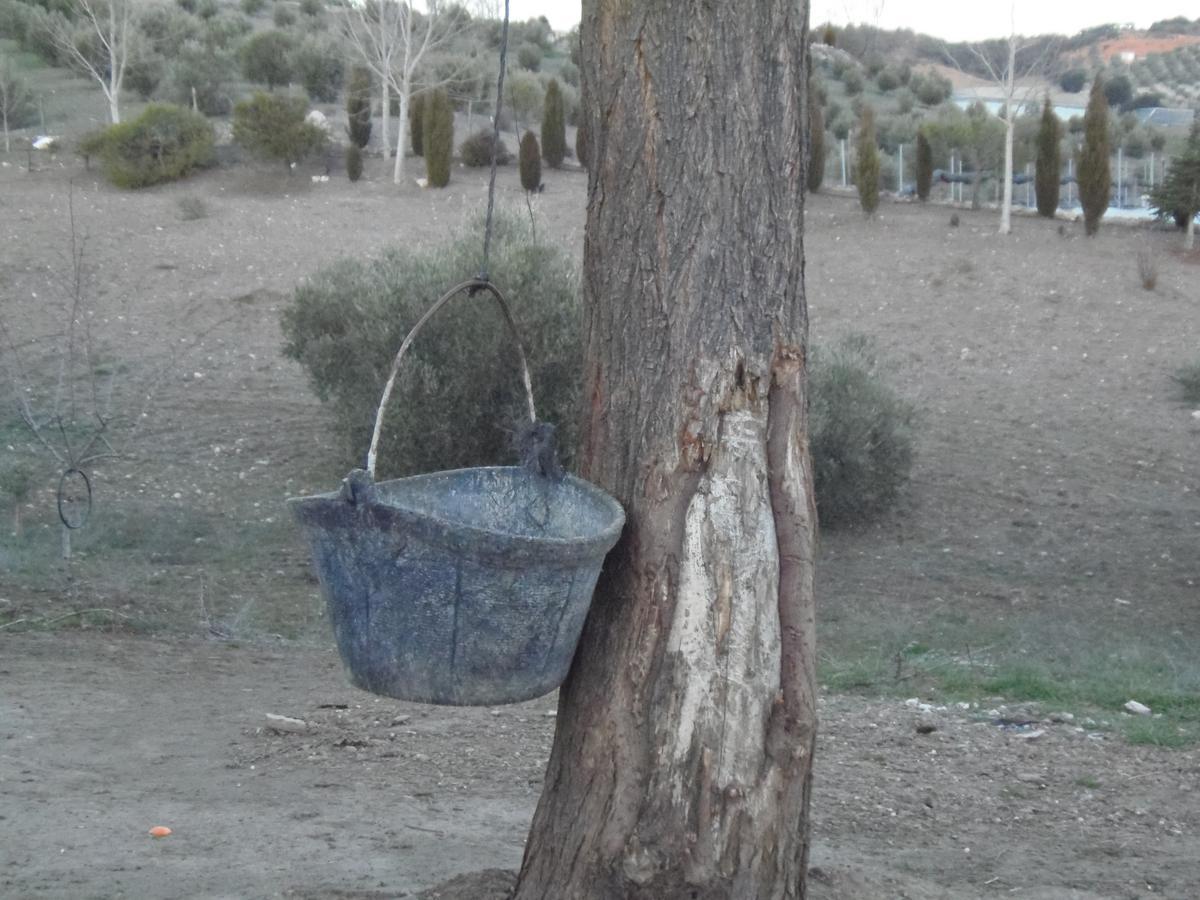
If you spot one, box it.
[915,128,932,201]
[541,78,566,168]
[1035,96,1061,218]
[520,129,541,192]
[409,92,425,157]
[855,103,880,215]
[345,143,363,181]
[346,66,372,149]
[1077,78,1110,236]
[806,100,825,193]
[1150,114,1200,249]
[423,89,453,187]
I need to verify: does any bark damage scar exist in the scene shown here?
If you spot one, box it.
[765,342,817,761]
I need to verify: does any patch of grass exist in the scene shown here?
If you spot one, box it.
[819,604,1200,748]
[1172,361,1200,406]
[177,195,210,221]
[981,666,1062,702]
[1122,718,1198,748]
[1074,775,1101,789]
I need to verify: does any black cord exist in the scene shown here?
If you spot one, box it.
[480,0,511,282]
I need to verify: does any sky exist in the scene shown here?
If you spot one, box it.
[503,1,1197,43]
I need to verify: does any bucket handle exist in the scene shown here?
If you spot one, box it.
[365,278,538,480]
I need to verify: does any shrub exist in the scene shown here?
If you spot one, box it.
[1173,361,1200,406]
[910,70,952,106]
[875,66,900,92]
[345,142,362,181]
[915,128,932,201]
[541,78,565,168]
[1103,73,1133,110]
[808,334,915,527]
[272,1,294,27]
[124,51,165,100]
[1078,79,1110,236]
[806,101,825,193]
[423,88,453,187]
[241,0,267,14]
[299,0,321,16]
[408,91,425,156]
[280,211,581,478]
[1060,68,1087,93]
[506,71,544,130]
[0,462,34,536]
[241,29,295,89]
[459,129,512,167]
[517,41,542,72]
[202,13,252,51]
[1035,96,1060,218]
[855,104,880,215]
[519,129,541,191]
[196,0,218,19]
[345,66,371,149]
[94,104,215,189]
[292,36,343,103]
[0,59,36,144]
[76,128,109,169]
[842,68,864,95]
[177,195,209,220]
[233,91,328,169]
[558,60,579,87]
[167,46,234,115]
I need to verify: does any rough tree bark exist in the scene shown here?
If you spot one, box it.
[513,1,817,898]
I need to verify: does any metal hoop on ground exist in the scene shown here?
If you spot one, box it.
[57,467,92,530]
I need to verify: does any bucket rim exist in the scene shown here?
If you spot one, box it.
[288,465,625,560]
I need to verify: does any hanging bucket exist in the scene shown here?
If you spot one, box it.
[289,280,625,706]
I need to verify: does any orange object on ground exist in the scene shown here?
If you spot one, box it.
[148,826,172,838]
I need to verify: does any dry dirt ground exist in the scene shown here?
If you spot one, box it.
[2,632,1198,900]
[1,154,1199,898]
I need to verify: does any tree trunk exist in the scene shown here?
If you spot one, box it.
[999,36,1016,234]
[393,81,409,184]
[1187,213,1195,252]
[380,80,391,162]
[513,2,817,898]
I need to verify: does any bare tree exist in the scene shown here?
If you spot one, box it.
[341,0,481,185]
[0,55,35,152]
[513,0,817,895]
[1,186,239,557]
[51,0,137,125]
[943,6,1057,234]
